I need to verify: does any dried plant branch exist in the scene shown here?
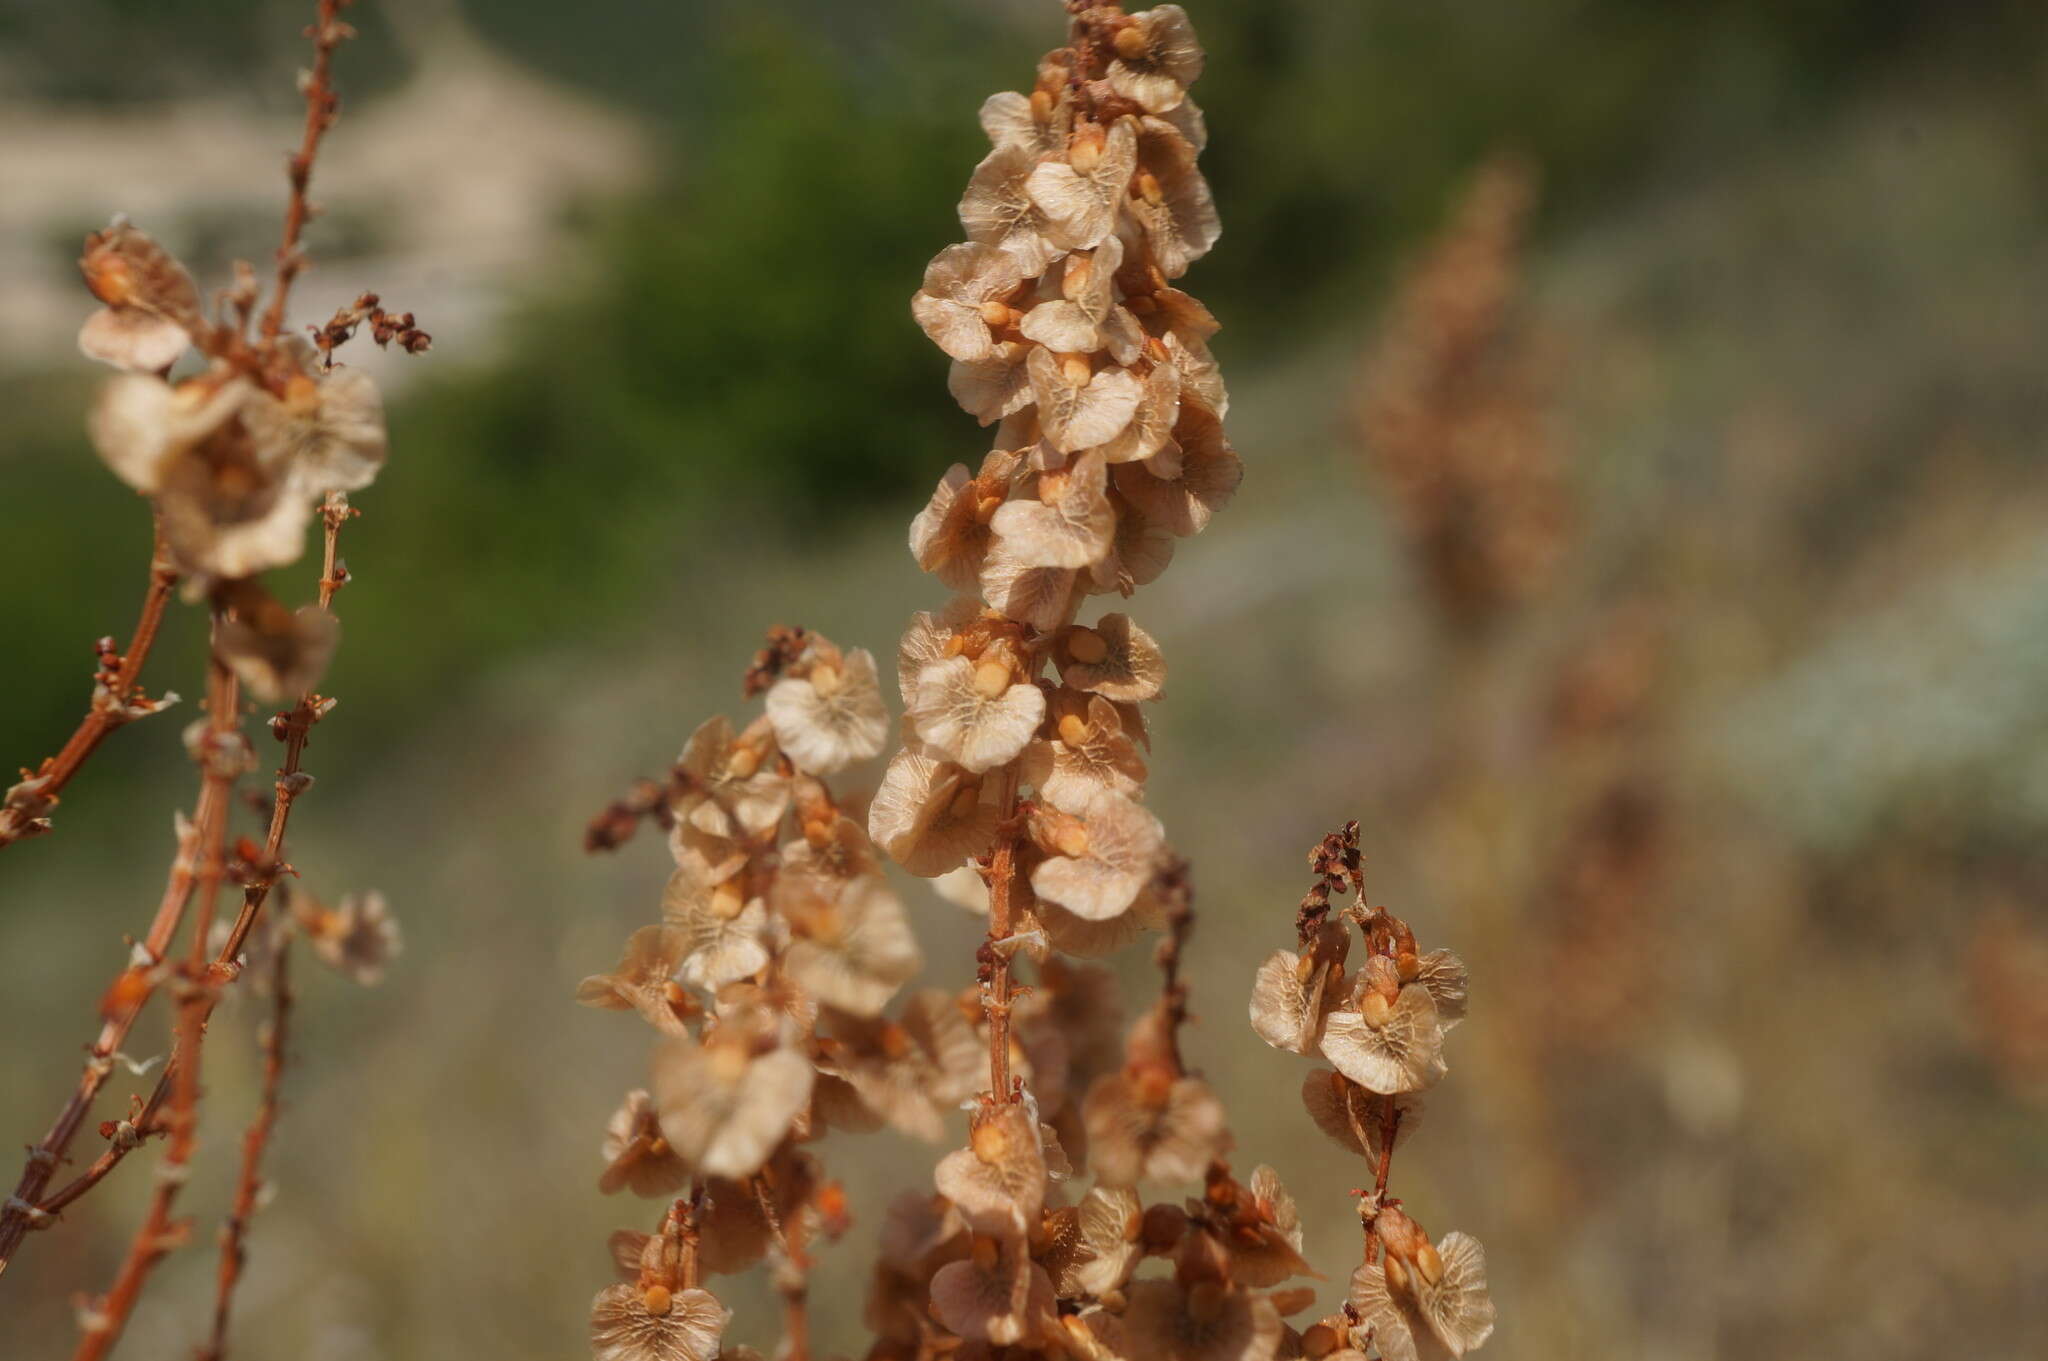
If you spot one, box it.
[199,935,293,1361]
[0,715,236,1272]
[573,10,1498,1361]
[2,1,413,1335]
[1251,822,1494,1357]
[0,520,180,850]
[259,0,353,343]
[2,497,352,1279]
[71,640,242,1361]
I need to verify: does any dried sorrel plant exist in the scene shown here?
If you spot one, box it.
[575,7,1496,1360]
[1250,822,1494,1361]
[1356,155,1564,632]
[0,3,417,1355]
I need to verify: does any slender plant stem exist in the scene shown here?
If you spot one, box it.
[2,501,351,1277]
[982,805,1020,1102]
[0,697,227,1274]
[0,520,179,850]
[198,936,291,1361]
[1372,1106,1402,1200]
[259,0,350,342]
[72,632,240,1361]
[775,1207,811,1361]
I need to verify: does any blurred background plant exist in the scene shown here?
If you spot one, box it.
[3,0,2046,1356]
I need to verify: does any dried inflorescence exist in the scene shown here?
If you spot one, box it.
[579,626,905,1352]
[1967,903,2048,1100]
[1357,155,1563,629]
[0,6,417,1358]
[577,10,1496,1361]
[1250,824,1496,1361]
[889,0,1235,1082]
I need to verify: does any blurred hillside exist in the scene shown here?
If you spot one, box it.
[4,1,2048,1359]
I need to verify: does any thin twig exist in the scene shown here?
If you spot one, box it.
[217,495,349,962]
[755,1181,812,1361]
[0,519,180,850]
[258,0,353,342]
[199,936,292,1361]
[0,699,229,1274]
[72,635,241,1361]
[980,795,1021,1103]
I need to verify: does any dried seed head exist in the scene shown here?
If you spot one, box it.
[1348,1230,1496,1360]
[936,1101,1048,1236]
[765,643,888,776]
[589,1282,731,1361]
[1106,7,1206,115]
[1319,982,1447,1095]
[651,1033,813,1181]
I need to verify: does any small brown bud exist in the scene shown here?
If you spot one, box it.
[709,881,746,922]
[1070,130,1104,175]
[1270,1288,1320,1318]
[1300,1323,1342,1357]
[1065,626,1109,664]
[1139,1202,1187,1253]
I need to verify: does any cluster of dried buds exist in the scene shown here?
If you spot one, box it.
[1248,824,1495,1360]
[77,215,424,702]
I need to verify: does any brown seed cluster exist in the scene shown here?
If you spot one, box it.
[1357,155,1564,630]
[1249,825,1496,1361]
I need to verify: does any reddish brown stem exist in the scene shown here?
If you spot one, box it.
[0,691,229,1275]
[1359,1026,1405,1277]
[32,1083,172,1220]
[199,936,292,1361]
[1372,1107,1402,1200]
[776,1211,812,1361]
[0,521,179,850]
[258,0,351,342]
[3,501,350,1276]
[72,639,241,1361]
[983,821,1019,1102]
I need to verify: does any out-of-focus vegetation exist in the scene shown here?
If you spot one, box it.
[8,0,2047,768]
[5,1,2048,1358]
